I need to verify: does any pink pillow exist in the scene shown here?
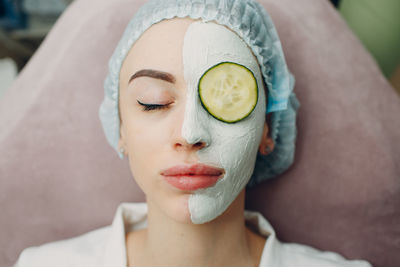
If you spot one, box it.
[0,0,399,266]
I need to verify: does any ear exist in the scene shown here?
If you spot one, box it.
[118,121,127,156]
[258,120,275,155]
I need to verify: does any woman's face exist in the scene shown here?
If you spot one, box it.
[119,18,269,224]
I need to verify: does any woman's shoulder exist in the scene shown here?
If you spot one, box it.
[14,226,111,267]
[14,202,147,267]
[277,241,373,267]
[245,210,372,267]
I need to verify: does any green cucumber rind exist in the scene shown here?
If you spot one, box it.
[198,61,258,123]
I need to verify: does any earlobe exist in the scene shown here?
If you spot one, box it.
[118,141,127,158]
[118,124,127,157]
[258,121,275,155]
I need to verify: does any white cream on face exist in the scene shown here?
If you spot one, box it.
[182,21,266,224]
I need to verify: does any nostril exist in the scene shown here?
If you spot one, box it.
[174,143,183,149]
[194,141,206,149]
[173,141,207,150]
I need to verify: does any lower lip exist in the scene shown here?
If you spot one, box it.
[163,175,221,191]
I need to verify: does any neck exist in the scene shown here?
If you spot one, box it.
[129,190,261,267]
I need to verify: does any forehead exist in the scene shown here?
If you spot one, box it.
[182,21,259,82]
[119,17,258,87]
[119,18,193,87]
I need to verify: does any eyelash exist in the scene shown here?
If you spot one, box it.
[137,100,171,111]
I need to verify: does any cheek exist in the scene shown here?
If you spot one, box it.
[125,121,167,168]
[210,121,262,162]
[122,113,170,185]
[196,98,265,176]
[123,106,174,157]
[124,124,154,191]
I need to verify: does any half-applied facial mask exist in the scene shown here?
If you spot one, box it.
[182,21,266,224]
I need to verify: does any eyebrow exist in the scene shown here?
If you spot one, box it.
[128,69,176,85]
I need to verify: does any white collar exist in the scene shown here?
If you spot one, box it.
[99,202,282,267]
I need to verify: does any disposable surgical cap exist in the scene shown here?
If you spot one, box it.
[99,0,301,187]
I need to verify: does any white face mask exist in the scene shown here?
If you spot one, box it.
[182,21,266,224]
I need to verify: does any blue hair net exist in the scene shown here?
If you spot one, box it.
[99,0,300,187]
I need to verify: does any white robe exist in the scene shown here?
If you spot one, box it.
[14,202,372,267]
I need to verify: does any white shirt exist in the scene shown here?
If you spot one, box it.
[14,202,372,267]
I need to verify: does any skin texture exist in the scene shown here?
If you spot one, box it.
[118,17,274,267]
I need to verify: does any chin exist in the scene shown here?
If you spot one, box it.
[188,193,233,224]
[161,193,193,224]
[188,174,248,224]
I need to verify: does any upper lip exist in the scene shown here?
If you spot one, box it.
[161,163,225,176]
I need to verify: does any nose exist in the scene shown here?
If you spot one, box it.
[173,120,210,151]
[174,139,208,151]
[175,94,211,152]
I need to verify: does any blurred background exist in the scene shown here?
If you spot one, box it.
[0,0,399,99]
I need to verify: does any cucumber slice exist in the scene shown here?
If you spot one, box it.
[198,62,258,123]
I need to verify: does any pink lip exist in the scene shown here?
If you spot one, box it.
[161,163,225,191]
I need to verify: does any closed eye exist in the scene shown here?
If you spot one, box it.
[137,100,172,111]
